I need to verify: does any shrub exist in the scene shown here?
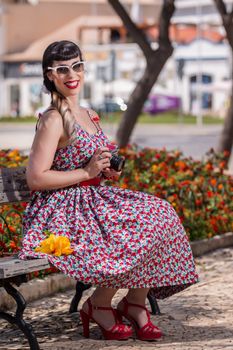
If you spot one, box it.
[108,145,233,241]
[0,149,28,256]
[1,147,233,258]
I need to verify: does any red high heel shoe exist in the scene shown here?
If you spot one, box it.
[80,297,133,340]
[116,297,163,341]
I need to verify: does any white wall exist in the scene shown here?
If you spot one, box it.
[174,39,231,116]
[1,40,232,117]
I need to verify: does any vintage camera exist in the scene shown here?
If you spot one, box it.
[107,144,125,172]
[110,152,125,172]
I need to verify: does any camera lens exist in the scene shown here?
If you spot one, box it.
[110,154,125,172]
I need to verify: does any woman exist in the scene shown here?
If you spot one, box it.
[19,40,198,341]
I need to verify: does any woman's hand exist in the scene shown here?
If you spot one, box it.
[84,147,112,179]
[102,168,122,180]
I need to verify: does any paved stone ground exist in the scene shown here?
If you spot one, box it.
[1,247,233,350]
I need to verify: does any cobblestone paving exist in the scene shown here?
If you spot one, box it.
[1,247,233,350]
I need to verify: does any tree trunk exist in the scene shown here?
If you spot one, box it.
[213,0,233,160]
[218,69,233,155]
[116,49,173,147]
[108,0,175,147]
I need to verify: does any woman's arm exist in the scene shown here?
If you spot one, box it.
[26,110,89,191]
[89,110,123,180]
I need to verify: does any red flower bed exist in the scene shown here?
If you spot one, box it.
[1,147,233,259]
[108,145,233,241]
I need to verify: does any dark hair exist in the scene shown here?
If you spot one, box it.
[42,40,83,93]
[41,41,83,144]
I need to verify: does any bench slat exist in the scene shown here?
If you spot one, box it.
[0,256,50,278]
[0,191,30,204]
[0,167,29,192]
[0,167,30,204]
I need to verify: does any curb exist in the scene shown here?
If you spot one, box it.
[190,231,233,257]
[0,272,76,310]
[1,232,233,310]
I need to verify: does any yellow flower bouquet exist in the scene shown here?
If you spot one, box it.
[35,233,73,257]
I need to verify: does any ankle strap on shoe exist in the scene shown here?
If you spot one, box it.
[122,297,150,318]
[86,298,119,323]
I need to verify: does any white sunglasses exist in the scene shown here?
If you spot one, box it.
[47,61,85,75]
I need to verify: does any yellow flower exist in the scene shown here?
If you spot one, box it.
[151,164,158,173]
[183,209,191,217]
[54,236,74,256]
[35,234,56,254]
[8,150,18,158]
[35,234,73,257]
[167,177,176,185]
[121,183,128,189]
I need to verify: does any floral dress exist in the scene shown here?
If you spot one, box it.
[19,113,198,299]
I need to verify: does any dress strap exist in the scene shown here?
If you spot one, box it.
[35,106,56,132]
[35,113,42,132]
[86,109,101,132]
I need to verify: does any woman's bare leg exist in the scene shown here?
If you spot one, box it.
[118,288,151,328]
[126,287,150,304]
[82,287,118,330]
[90,287,117,306]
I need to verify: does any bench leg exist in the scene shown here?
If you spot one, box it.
[147,291,161,315]
[68,283,161,315]
[69,281,92,314]
[0,281,40,350]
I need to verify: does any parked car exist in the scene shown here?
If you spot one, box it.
[144,94,181,115]
[93,97,127,115]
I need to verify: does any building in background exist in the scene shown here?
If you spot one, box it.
[172,0,232,119]
[0,0,162,116]
[0,0,232,118]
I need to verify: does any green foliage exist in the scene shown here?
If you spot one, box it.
[1,147,232,261]
[108,145,233,241]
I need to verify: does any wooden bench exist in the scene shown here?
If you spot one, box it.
[0,166,160,349]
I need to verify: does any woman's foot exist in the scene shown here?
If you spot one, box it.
[82,298,116,331]
[116,297,162,341]
[80,297,133,340]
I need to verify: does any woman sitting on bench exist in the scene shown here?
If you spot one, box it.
[19,40,198,341]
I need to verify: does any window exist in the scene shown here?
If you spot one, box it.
[190,74,212,111]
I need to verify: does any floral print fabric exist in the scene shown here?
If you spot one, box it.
[19,122,198,299]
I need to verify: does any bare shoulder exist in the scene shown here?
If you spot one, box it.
[37,108,63,131]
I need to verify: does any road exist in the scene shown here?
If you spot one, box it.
[0,123,232,174]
